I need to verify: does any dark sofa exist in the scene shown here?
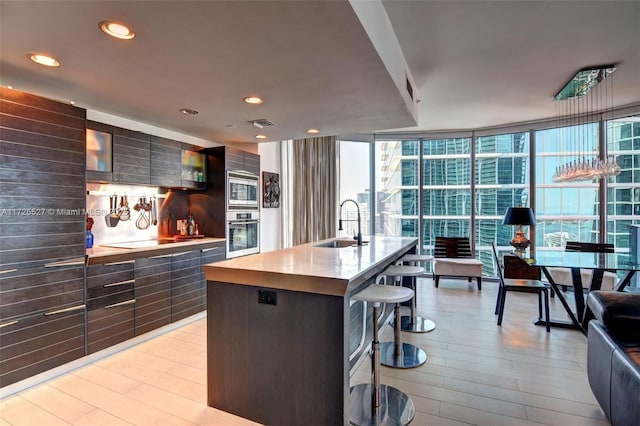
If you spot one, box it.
[587,291,640,426]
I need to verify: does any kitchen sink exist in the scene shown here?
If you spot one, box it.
[314,239,369,248]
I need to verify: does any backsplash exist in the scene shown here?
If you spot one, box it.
[87,182,161,245]
[87,183,199,247]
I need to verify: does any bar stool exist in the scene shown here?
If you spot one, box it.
[399,254,436,333]
[380,265,427,369]
[350,284,416,425]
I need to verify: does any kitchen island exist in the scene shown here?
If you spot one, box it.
[203,236,418,426]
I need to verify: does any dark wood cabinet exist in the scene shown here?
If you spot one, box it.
[86,261,135,354]
[134,254,172,336]
[86,120,114,182]
[171,250,203,322]
[216,146,260,175]
[0,87,86,270]
[0,307,85,387]
[191,147,260,240]
[0,263,85,387]
[200,244,226,309]
[150,136,182,188]
[113,127,151,185]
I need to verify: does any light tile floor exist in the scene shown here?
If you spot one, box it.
[0,278,609,425]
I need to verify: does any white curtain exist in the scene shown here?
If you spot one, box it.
[281,136,338,246]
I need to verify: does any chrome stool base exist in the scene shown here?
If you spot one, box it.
[400,315,436,333]
[349,383,415,426]
[379,342,427,369]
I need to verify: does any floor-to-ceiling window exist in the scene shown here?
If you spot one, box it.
[338,140,371,238]
[475,132,530,275]
[606,116,640,250]
[374,140,419,238]
[422,137,472,256]
[357,111,640,280]
[535,123,600,252]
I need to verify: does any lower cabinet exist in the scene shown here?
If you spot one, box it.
[86,260,135,354]
[171,250,203,322]
[0,263,85,387]
[200,245,225,309]
[134,254,172,336]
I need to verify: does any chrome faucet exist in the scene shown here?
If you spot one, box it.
[338,198,362,246]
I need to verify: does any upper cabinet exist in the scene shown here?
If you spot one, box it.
[216,146,260,175]
[0,87,86,270]
[87,122,206,189]
[150,135,181,188]
[86,121,114,182]
[181,147,206,190]
[113,127,151,184]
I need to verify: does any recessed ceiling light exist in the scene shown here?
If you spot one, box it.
[28,53,60,67]
[99,21,135,40]
[179,108,199,115]
[69,101,76,105]
[255,134,267,139]
[306,128,320,134]
[244,96,263,105]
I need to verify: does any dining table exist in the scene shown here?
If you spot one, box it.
[526,251,639,335]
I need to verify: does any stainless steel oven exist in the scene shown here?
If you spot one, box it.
[226,211,260,258]
[227,170,259,210]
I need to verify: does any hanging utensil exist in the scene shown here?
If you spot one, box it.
[105,194,119,227]
[108,193,120,227]
[136,209,150,230]
[151,196,158,226]
[118,194,131,221]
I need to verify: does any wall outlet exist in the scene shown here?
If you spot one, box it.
[258,289,277,306]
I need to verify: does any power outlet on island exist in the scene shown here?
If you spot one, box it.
[258,289,277,306]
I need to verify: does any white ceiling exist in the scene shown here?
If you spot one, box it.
[1,1,639,145]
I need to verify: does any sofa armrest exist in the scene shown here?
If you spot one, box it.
[587,291,640,339]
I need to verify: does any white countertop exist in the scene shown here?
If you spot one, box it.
[203,236,418,296]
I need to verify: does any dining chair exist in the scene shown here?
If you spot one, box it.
[548,242,617,292]
[491,242,550,332]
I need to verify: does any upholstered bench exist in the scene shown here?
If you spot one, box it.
[432,237,483,290]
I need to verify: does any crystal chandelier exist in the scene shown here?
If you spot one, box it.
[552,65,621,183]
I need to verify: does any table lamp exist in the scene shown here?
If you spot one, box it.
[502,206,535,256]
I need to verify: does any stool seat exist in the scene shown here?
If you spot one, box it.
[401,254,433,263]
[352,284,413,305]
[399,254,437,334]
[349,279,416,425]
[384,265,424,277]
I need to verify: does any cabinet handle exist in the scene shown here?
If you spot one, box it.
[44,258,86,268]
[104,260,135,266]
[202,247,222,253]
[105,299,136,309]
[0,320,19,329]
[104,279,135,288]
[0,269,18,275]
[149,254,173,259]
[44,304,86,316]
[172,251,192,257]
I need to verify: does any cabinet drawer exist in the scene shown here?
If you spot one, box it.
[87,260,134,288]
[0,307,85,387]
[171,250,203,322]
[0,263,84,321]
[87,261,135,310]
[87,301,135,354]
[135,255,172,336]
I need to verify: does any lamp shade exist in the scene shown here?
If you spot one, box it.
[502,207,535,226]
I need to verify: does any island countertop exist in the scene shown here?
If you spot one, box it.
[203,236,418,296]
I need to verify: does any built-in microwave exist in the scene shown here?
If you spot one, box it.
[227,170,259,210]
